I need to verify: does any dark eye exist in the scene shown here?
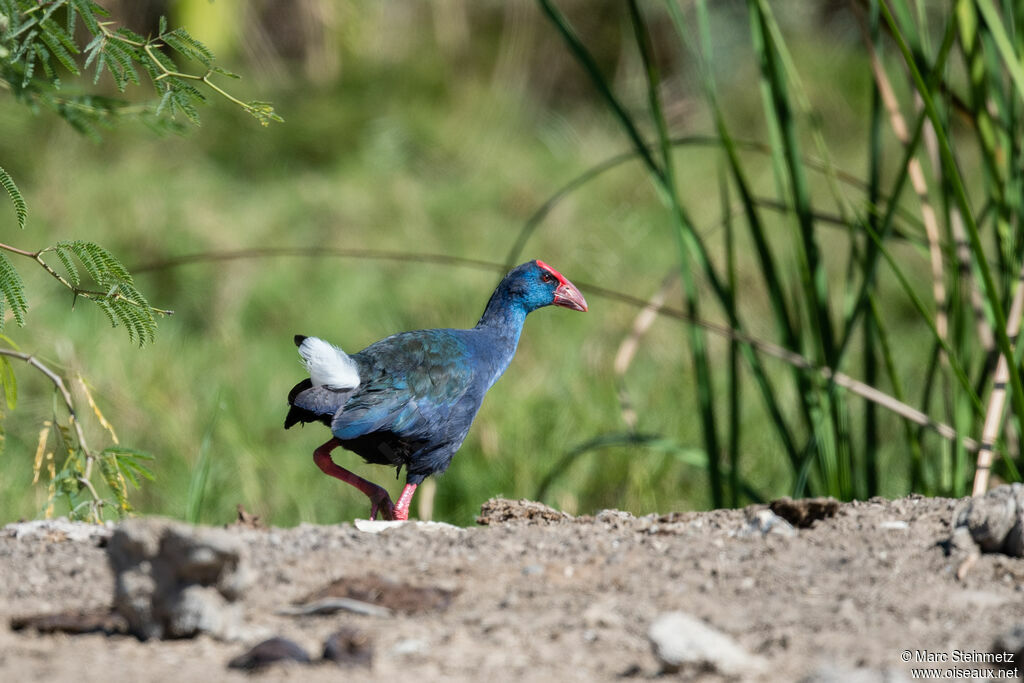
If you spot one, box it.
[540,272,554,284]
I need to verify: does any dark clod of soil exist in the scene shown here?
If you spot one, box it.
[476,497,572,525]
[10,609,126,636]
[322,627,373,668]
[769,496,841,528]
[227,637,311,670]
[300,574,456,614]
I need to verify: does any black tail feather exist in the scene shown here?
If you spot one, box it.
[284,378,320,429]
[284,377,343,429]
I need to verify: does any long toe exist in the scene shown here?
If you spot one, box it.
[368,490,395,521]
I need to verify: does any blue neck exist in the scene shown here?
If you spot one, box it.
[476,294,529,339]
[474,293,530,385]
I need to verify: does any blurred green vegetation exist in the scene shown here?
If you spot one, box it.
[0,1,1003,525]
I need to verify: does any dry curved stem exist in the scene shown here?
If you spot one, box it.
[858,10,948,344]
[972,262,1024,494]
[918,111,948,343]
[951,210,994,352]
[613,270,676,431]
[0,348,102,513]
[580,278,980,452]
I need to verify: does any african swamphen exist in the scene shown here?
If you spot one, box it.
[285,260,588,521]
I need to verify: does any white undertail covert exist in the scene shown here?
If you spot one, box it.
[298,337,360,390]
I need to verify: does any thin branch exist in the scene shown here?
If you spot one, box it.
[94,22,279,124]
[132,247,503,276]
[0,348,113,518]
[136,39,271,120]
[0,242,38,258]
[0,348,99,485]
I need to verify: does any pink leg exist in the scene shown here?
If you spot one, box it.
[391,483,418,521]
[313,438,395,520]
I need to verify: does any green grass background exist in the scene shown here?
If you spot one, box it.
[0,3,959,525]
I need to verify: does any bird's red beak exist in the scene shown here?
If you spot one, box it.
[537,260,588,312]
[553,281,588,312]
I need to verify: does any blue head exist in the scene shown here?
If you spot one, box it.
[479,260,588,328]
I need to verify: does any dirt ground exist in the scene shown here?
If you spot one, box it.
[2,495,1023,682]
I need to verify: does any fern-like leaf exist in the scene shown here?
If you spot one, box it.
[19,40,35,88]
[51,244,80,286]
[0,165,27,229]
[169,88,201,125]
[160,28,214,67]
[69,0,103,35]
[0,253,27,328]
[91,49,106,85]
[55,240,159,345]
[113,27,145,44]
[38,22,80,76]
[155,87,173,117]
[33,43,56,83]
[82,33,104,69]
[104,447,155,489]
[69,0,106,35]
[101,39,139,91]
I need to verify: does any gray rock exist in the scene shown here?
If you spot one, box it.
[648,611,766,676]
[107,517,252,640]
[951,483,1024,556]
[737,509,798,538]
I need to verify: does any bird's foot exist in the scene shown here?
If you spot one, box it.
[389,483,417,520]
[368,489,395,521]
[390,483,417,521]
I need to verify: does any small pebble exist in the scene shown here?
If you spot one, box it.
[391,638,428,656]
[878,521,909,530]
[737,510,797,538]
[648,611,766,676]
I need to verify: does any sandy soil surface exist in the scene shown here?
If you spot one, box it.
[1,495,1022,682]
